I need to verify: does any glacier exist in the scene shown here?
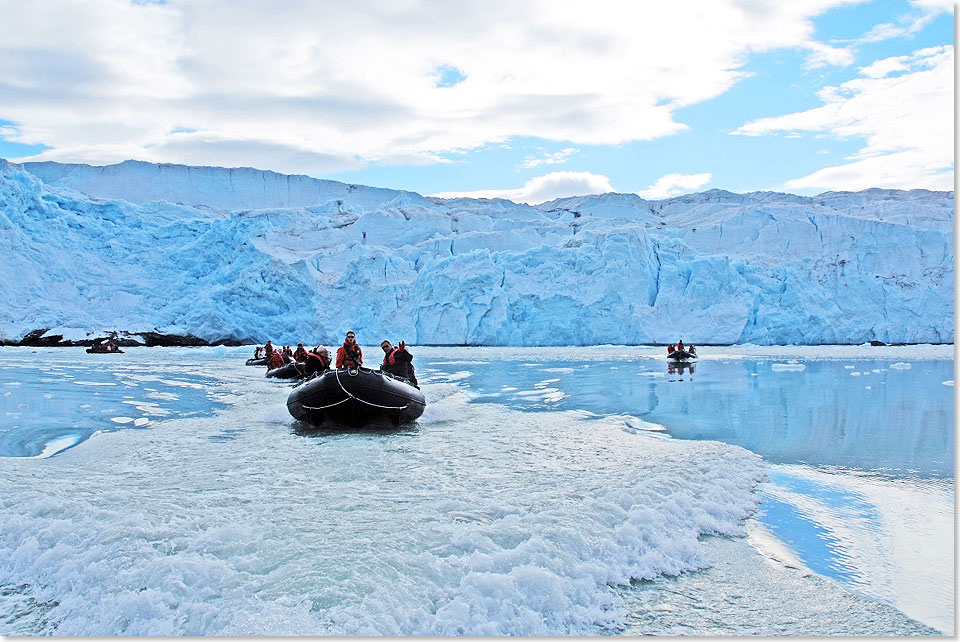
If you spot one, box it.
[0,159,953,346]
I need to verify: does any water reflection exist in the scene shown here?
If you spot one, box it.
[0,349,226,458]
[667,362,695,379]
[422,356,954,478]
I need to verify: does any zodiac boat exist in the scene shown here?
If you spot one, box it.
[667,348,697,361]
[287,367,425,428]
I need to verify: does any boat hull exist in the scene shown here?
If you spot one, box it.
[287,367,425,428]
[267,362,306,379]
[667,349,697,361]
[245,357,269,366]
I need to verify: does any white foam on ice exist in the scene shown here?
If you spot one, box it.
[0,381,764,635]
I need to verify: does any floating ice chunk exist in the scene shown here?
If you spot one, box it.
[110,416,135,424]
[514,389,549,397]
[133,417,149,426]
[771,363,806,371]
[32,435,80,459]
[543,367,575,374]
[146,391,179,401]
[3,381,20,386]
[436,371,471,382]
[73,381,116,386]
[844,365,855,369]
[890,362,912,369]
[943,380,954,387]
[850,372,861,376]
[157,378,205,389]
[534,378,561,388]
[620,416,667,433]
[865,386,871,390]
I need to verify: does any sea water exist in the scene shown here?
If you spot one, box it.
[0,345,951,635]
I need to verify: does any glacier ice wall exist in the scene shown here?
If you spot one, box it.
[0,159,953,346]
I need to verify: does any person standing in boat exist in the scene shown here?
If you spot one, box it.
[380,339,418,387]
[336,331,363,368]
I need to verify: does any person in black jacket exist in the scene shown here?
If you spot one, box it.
[380,339,418,387]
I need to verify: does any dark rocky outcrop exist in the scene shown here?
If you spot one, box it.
[3,329,218,347]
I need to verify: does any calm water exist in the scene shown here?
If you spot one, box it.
[0,345,952,635]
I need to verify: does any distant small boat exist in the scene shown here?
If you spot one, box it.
[86,346,123,354]
[667,348,697,361]
[287,367,425,428]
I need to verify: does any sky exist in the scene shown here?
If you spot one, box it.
[0,0,954,204]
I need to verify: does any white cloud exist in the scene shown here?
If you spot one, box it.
[518,148,579,169]
[734,46,953,191]
[0,0,867,175]
[857,0,953,43]
[803,41,856,69]
[636,173,712,199]
[430,171,615,204]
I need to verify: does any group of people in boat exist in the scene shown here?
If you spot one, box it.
[90,338,122,352]
[254,331,418,387]
[666,339,696,357]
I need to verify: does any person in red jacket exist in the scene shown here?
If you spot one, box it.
[303,347,332,377]
[336,331,363,368]
[380,339,418,387]
[267,350,285,370]
[293,343,308,362]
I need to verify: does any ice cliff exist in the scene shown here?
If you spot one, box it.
[0,159,953,346]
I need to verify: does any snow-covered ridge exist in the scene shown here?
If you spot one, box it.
[0,159,953,346]
[22,159,432,213]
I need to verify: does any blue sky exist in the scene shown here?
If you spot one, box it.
[0,0,953,202]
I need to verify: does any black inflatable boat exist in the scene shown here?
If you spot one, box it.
[86,347,124,354]
[266,362,306,379]
[246,357,270,366]
[667,348,697,361]
[287,367,426,428]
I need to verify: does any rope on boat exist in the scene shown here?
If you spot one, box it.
[301,368,409,412]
